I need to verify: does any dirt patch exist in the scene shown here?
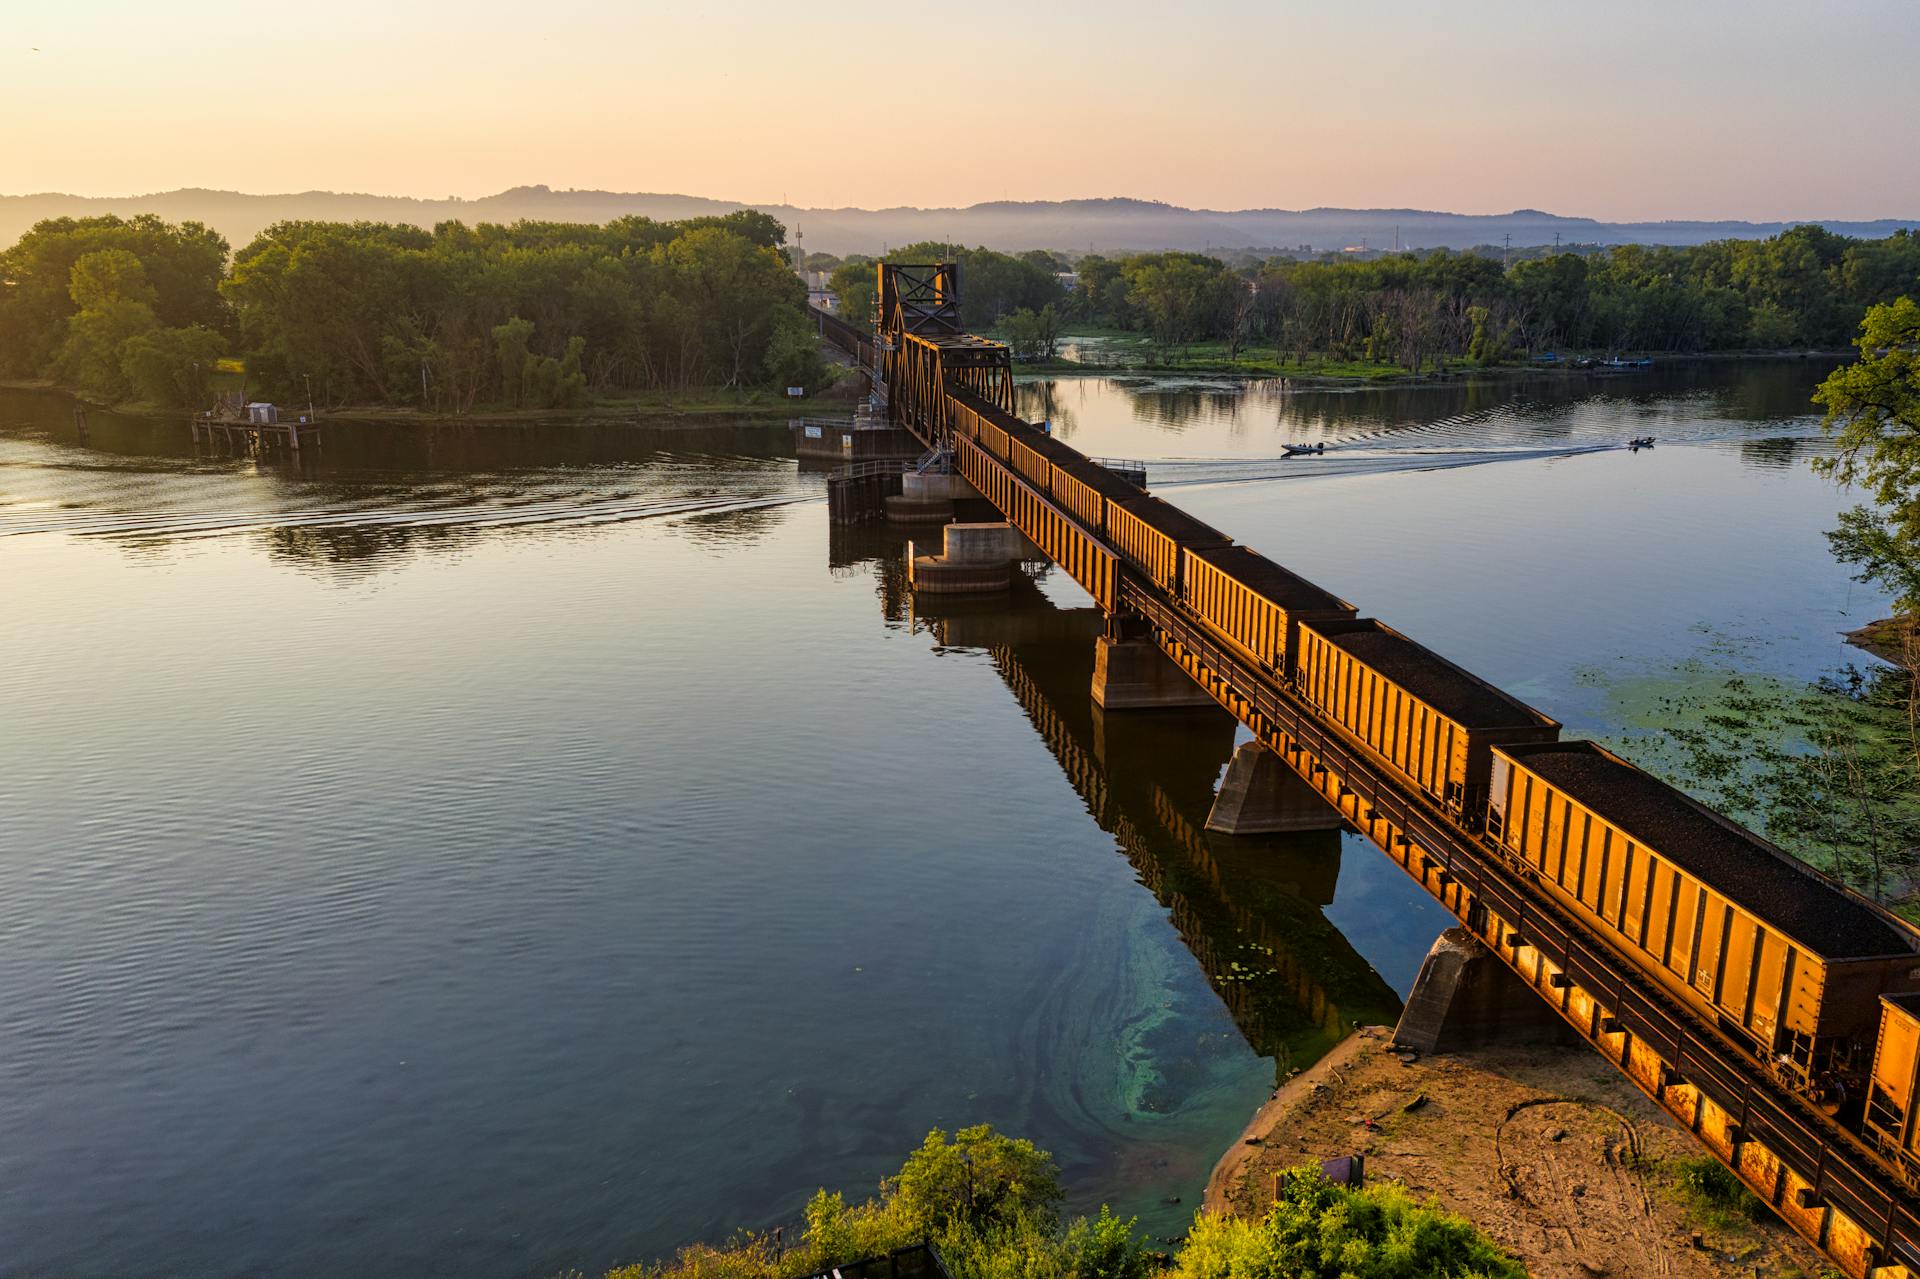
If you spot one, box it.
[1205,1028,1828,1279]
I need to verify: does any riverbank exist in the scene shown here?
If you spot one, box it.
[1847,616,1916,666]
[0,378,846,428]
[1204,1027,1825,1279]
[1000,337,1850,386]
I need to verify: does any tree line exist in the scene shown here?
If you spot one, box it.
[824,228,1920,371]
[0,210,823,410]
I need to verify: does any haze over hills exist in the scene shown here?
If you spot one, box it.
[4,186,1918,257]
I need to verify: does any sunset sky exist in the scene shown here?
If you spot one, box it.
[6,0,1915,219]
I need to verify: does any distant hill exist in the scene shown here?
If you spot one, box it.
[4,186,1916,257]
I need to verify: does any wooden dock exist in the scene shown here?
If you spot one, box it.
[190,413,319,456]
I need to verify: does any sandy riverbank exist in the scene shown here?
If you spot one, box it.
[1204,1027,1826,1279]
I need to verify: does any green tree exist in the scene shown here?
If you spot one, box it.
[623,1125,1146,1279]
[0,214,226,378]
[1124,255,1224,360]
[492,316,536,405]
[831,261,878,327]
[1002,305,1060,362]
[1813,297,1920,613]
[664,226,807,389]
[764,308,827,392]
[885,1126,1063,1237]
[55,249,164,399]
[118,325,225,407]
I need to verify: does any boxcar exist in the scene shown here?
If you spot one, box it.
[1050,452,1141,535]
[1293,617,1559,817]
[1183,545,1356,677]
[1106,494,1231,596]
[1489,739,1920,1093]
[1866,994,1920,1183]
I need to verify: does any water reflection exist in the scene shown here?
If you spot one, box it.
[1014,358,1844,470]
[0,387,811,578]
[869,529,1402,1084]
[1738,436,1815,469]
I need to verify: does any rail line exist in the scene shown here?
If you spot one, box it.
[811,284,1920,1278]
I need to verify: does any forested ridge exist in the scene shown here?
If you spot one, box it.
[0,210,822,411]
[827,227,1920,370]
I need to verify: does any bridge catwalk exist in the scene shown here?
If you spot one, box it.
[812,270,1920,1279]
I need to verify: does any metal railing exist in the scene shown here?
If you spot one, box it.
[833,459,911,482]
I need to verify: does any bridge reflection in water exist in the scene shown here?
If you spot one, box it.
[831,522,1402,1086]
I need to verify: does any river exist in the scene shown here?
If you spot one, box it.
[0,359,1883,1277]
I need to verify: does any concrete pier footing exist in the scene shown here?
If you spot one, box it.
[1205,740,1346,834]
[908,522,1021,594]
[1089,636,1218,710]
[1392,927,1575,1055]
[884,471,976,523]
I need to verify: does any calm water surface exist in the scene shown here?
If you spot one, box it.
[0,361,1882,1277]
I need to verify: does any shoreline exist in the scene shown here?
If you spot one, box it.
[1011,347,1848,387]
[0,378,839,428]
[1846,617,1914,666]
[1201,1027,1377,1214]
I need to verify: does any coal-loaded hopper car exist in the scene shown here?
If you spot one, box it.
[1107,494,1232,596]
[1182,545,1358,679]
[1866,994,1920,1187]
[1049,450,1142,537]
[1293,618,1561,820]
[1488,740,1920,1108]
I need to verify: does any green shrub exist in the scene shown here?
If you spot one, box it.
[1671,1156,1769,1223]
[1168,1167,1525,1279]
[620,1142,1521,1279]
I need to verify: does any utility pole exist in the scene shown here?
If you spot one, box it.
[1554,231,1562,253]
[1503,232,1511,269]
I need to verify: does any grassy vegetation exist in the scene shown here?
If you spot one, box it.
[620,1127,1523,1279]
[1667,1155,1771,1230]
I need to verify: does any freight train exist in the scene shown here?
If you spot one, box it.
[939,385,1920,1183]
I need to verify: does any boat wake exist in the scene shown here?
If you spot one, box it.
[0,490,812,540]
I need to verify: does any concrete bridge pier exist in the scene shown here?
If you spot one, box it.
[885,470,977,524]
[1205,740,1346,835]
[1392,927,1575,1054]
[908,521,1023,594]
[1090,636,1218,710]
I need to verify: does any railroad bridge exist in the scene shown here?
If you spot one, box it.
[814,264,1920,1279]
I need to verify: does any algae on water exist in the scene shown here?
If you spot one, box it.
[1578,635,1920,910]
